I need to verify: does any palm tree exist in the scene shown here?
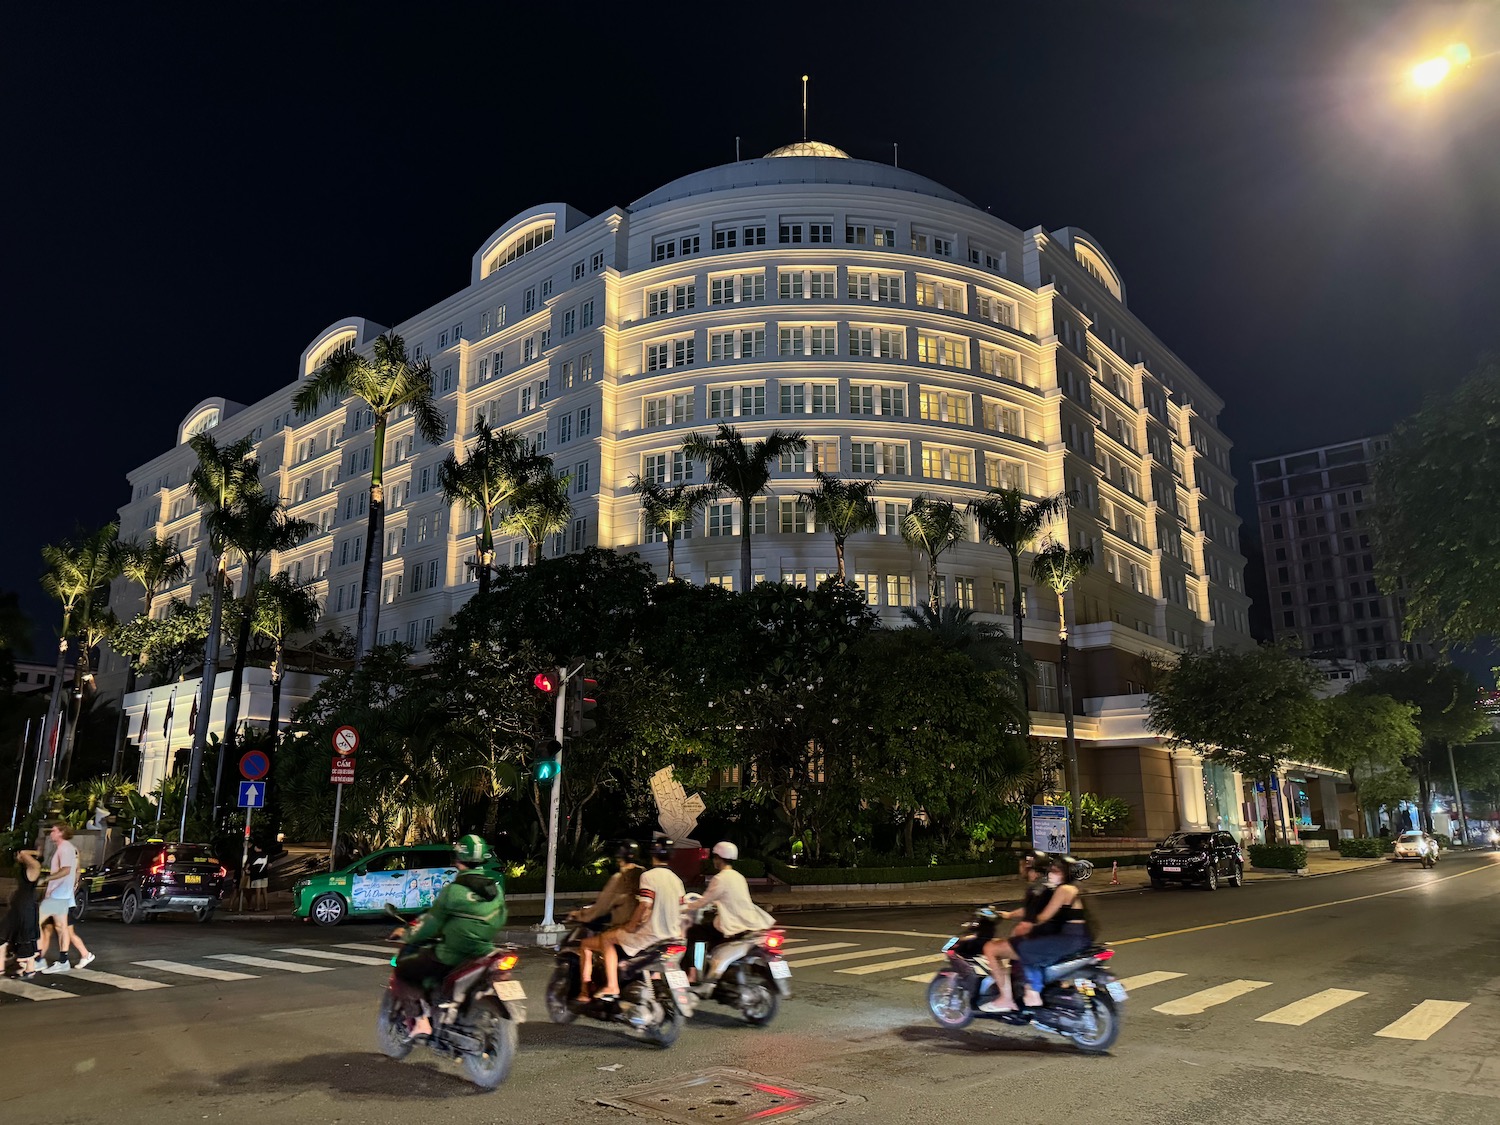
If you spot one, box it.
[1032,539,1094,835]
[438,421,541,595]
[501,467,572,564]
[967,486,1072,646]
[899,496,968,610]
[682,424,807,593]
[630,476,718,581]
[111,536,188,775]
[37,522,125,798]
[293,332,445,663]
[185,432,260,808]
[796,473,879,581]
[213,490,312,795]
[251,572,322,748]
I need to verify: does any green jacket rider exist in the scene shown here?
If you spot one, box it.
[403,835,507,967]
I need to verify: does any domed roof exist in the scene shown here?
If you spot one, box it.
[764,140,851,159]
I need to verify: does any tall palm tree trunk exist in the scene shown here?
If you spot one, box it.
[215,581,257,816]
[1010,552,1025,649]
[739,497,753,592]
[834,539,846,581]
[267,655,285,749]
[187,560,226,807]
[1056,590,1081,832]
[477,513,494,597]
[666,526,677,580]
[58,646,92,783]
[33,631,70,804]
[357,420,388,663]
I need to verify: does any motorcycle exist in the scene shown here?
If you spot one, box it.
[925,904,1125,1054]
[680,894,792,1025]
[545,921,694,1046]
[1488,829,1499,852]
[375,904,525,1089]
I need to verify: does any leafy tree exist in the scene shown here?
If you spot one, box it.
[250,572,322,748]
[967,487,1071,646]
[214,490,312,772]
[682,424,807,593]
[1032,539,1094,832]
[1371,356,1500,647]
[1355,661,1490,832]
[1146,644,1327,842]
[185,432,260,806]
[500,466,573,564]
[110,536,188,774]
[293,332,445,663]
[439,421,543,595]
[631,476,718,581]
[900,495,967,610]
[796,472,878,581]
[1318,692,1422,832]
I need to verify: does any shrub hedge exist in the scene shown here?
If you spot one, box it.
[1248,843,1307,871]
[505,871,610,896]
[1336,837,1387,858]
[767,856,1020,885]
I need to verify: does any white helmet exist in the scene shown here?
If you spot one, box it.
[712,841,739,861]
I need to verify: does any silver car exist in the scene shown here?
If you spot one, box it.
[1390,830,1441,864]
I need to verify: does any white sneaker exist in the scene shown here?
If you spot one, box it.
[76,953,96,970]
[979,998,1016,1014]
[42,960,71,974]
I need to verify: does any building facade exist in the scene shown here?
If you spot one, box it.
[1251,436,1425,665]
[106,141,1254,837]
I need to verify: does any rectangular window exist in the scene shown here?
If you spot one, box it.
[978,346,1017,380]
[524,287,536,314]
[707,502,736,536]
[578,406,592,435]
[713,226,737,250]
[709,328,766,360]
[581,300,594,328]
[986,457,1027,492]
[572,517,587,551]
[921,446,975,483]
[846,224,867,245]
[808,223,834,243]
[574,460,589,493]
[779,499,810,532]
[742,225,766,246]
[591,252,604,272]
[851,441,908,474]
[778,223,802,244]
[779,383,805,414]
[919,390,970,424]
[573,260,586,281]
[652,237,676,262]
[557,412,573,443]
[778,446,808,473]
[917,332,967,367]
[562,309,576,336]
[710,273,766,305]
[812,439,839,472]
[916,280,964,312]
[885,574,913,607]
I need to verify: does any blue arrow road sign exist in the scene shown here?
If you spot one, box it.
[238,781,265,809]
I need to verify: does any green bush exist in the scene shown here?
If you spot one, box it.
[1248,843,1307,871]
[1432,833,1452,849]
[504,871,610,896]
[766,856,1019,885]
[1337,837,1386,858]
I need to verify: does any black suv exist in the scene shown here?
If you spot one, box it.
[77,841,232,923]
[1147,831,1244,891]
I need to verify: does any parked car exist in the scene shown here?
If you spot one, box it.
[76,840,232,923]
[1147,831,1244,891]
[293,844,507,926]
[1390,830,1441,864]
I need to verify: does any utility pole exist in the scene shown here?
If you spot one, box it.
[537,663,578,944]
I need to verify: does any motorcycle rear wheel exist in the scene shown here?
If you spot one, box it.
[375,990,415,1060]
[738,969,779,1026]
[646,989,684,1048]
[460,997,518,1089]
[1068,994,1120,1054]
[926,972,975,1030]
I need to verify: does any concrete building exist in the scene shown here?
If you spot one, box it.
[105,141,1257,837]
[1251,436,1426,665]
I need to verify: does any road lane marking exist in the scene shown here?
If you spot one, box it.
[0,978,72,1001]
[1118,971,1186,991]
[134,960,256,981]
[784,946,911,969]
[1114,863,1498,947]
[276,948,390,966]
[838,953,944,976]
[1374,1000,1470,1041]
[782,925,953,940]
[769,942,857,958]
[1152,979,1271,1015]
[1256,988,1366,1025]
[335,943,397,954]
[68,968,172,991]
[904,973,939,983]
[209,954,333,974]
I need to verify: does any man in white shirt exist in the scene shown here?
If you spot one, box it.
[596,838,685,1002]
[686,841,775,981]
[39,824,94,974]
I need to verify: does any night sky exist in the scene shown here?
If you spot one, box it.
[7,2,1498,658]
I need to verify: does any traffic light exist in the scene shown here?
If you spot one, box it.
[533,671,557,693]
[534,738,562,783]
[567,677,598,737]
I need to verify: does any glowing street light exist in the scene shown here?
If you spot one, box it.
[1410,43,1472,90]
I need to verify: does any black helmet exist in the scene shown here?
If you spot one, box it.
[649,836,674,862]
[1021,849,1047,873]
[614,840,641,864]
[1030,851,1061,876]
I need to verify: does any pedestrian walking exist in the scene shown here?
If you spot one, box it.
[247,840,270,912]
[0,846,44,977]
[38,824,94,975]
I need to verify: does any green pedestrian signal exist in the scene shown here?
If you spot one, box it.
[534,738,562,783]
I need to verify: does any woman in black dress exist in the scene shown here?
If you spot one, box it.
[1,847,43,977]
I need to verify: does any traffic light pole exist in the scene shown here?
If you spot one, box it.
[540,665,569,932]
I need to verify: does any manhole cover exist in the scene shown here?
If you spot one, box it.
[596,1067,862,1123]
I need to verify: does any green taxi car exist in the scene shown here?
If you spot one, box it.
[293,844,506,926]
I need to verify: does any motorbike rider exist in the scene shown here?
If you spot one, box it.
[595,836,686,1004]
[391,834,507,1039]
[684,841,775,985]
[979,850,1052,1013]
[567,841,644,1002]
[1005,854,1093,1009]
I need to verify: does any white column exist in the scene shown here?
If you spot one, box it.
[1318,776,1343,835]
[1171,751,1211,832]
[1224,769,1250,840]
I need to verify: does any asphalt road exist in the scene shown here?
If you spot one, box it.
[3,853,1498,1125]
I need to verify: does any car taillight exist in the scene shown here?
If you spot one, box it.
[665,944,687,959]
[150,860,165,875]
[1095,949,1115,961]
[496,954,519,972]
[765,929,785,951]
[217,866,228,879]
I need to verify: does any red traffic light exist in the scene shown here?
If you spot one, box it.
[533,672,556,693]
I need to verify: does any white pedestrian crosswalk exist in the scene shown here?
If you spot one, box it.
[0,932,1483,1046]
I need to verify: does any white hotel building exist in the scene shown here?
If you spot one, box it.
[107,141,1256,839]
